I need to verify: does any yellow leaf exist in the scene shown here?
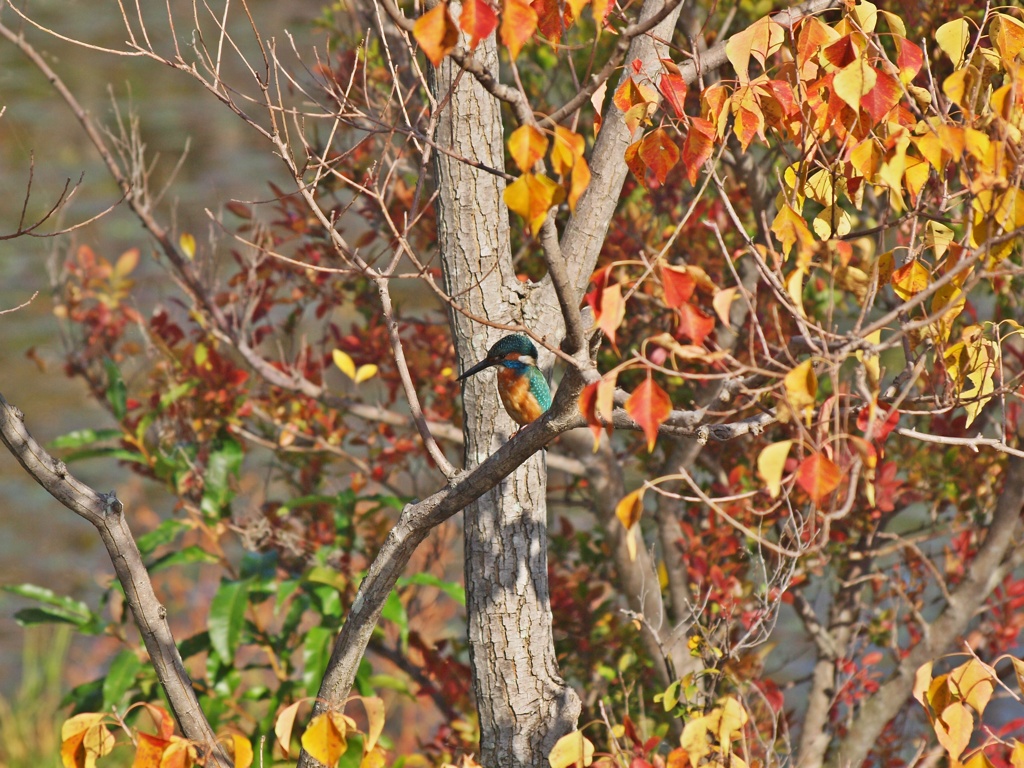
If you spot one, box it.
[61,713,115,768]
[757,440,793,499]
[615,489,644,531]
[965,752,996,768]
[179,233,196,260]
[771,204,815,261]
[569,158,591,212]
[935,18,970,69]
[680,716,713,764]
[787,268,807,320]
[913,662,933,708]
[812,204,852,239]
[413,2,460,65]
[274,704,301,757]
[333,349,357,380]
[508,125,549,173]
[833,57,877,111]
[225,734,254,768]
[1010,739,1024,768]
[891,259,929,301]
[353,696,386,754]
[850,1,877,33]
[361,747,387,768]
[850,138,882,179]
[712,288,737,326]
[504,172,565,235]
[725,15,785,85]
[717,697,749,743]
[302,712,349,767]
[551,126,585,176]
[783,360,817,423]
[949,658,995,716]
[354,364,378,384]
[548,730,595,768]
[934,701,973,761]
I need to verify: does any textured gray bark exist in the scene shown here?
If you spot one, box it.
[430,34,581,768]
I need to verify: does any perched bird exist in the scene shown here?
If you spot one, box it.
[457,334,552,426]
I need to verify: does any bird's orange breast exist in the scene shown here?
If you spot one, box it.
[497,367,544,426]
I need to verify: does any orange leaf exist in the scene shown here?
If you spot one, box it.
[508,124,549,173]
[160,737,198,768]
[658,72,688,119]
[625,376,672,452]
[132,733,170,768]
[861,70,901,123]
[413,3,459,66]
[569,157,590,211]
[896,37,923,83]
[275,701,303,759]
[639,128,679,184]
[661,264,695,308]
[676,303,715,346]
[551,125,585,176]
[613,77,657,134]
[796,453,842,505]
[596,282,626,346]
[681,118,715,185]
[532,0,565,42]
[460,0,498,48]
[891,259,929,300]
[725,15,785,84]
[500,0,538,59]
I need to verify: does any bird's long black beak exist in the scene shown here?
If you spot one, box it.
[457,357,497,381]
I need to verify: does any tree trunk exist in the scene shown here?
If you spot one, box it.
[429,34,581,768]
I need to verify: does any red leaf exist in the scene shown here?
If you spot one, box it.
[658,72,688,119]
[660,265,695,308]
[796,453,842,504]
[822,34,858,68]
[857,403,900,443]
[861,70,901,123]
[625,376,672,452]
[532,0,565,41]
[681,118,715,185]
[676,302,715,346]
[896,38,923,83]
[413,3,460,65]
[460,0,498,48]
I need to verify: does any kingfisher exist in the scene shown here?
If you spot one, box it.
[458,334,552,426]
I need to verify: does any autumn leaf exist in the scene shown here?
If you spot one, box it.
[658,72,687,119]
[223,734,254,768]
[771,204,815,260]
[551,125,584,176]
[133,732,170,768]
[578,375,616,448]
[638,128,680,184]
[501,0,538,59]
[681,118,715,185]
[179,233,196,260]
[613,77,657,134]
[569,158,590,211]
[935,17,970,69]
[504,172,565,235]
[660,264,696,308]
[333,349,378,384]
[460,0,499,49]
[725,15,784,85]
[413,3,460,66]
[275,701,303,759]
[891,259,929,301]
[61,713,115,768]
[302,712,351,767]
[615,488,644,530]
[833,56,877,112]
[508,124,549,173]
[949,658,995,716]
[676,303,715,347]
[757,440,793,499]
[625,376,672,452]
[796,453,842,505]
[934,702,973,762]
[782,359,817,423]
[549,730,595,768]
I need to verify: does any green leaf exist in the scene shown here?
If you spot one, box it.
[159,380,197,409]
[13,607,90,629]
[147,545,220,572]
[50,428,124,450]
[137,519,190,556]
[60,447,147,465]
[303,626,334,696]
[381,589,409,650]
[208,579,251,663]
[178,631,211,660]
[396,573,465,606]
[102,650,142,708]
[104,359,128,420]
[200,436,244,519]
[3,584,93,622]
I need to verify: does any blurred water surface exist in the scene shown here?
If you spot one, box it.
[0,0,324,693]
